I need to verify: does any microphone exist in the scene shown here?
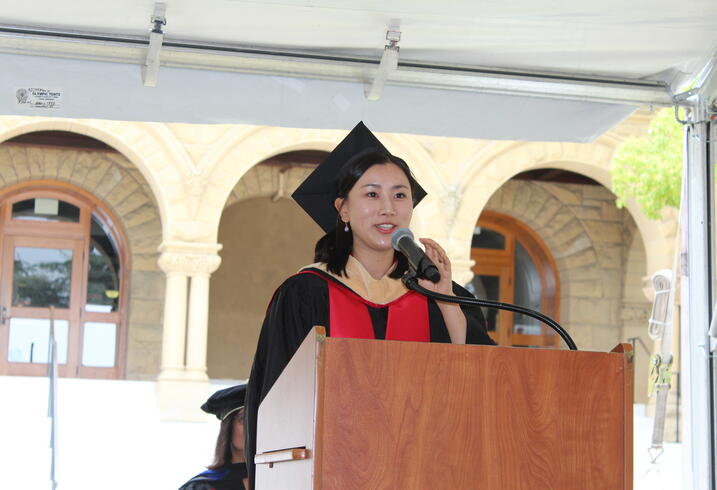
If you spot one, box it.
[391,228,441,283]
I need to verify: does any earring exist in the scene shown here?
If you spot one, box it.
[344,221,349,232]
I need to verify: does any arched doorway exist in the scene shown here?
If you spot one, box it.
[208,151,326,379]
[0,181,129,378]
[468,210,560,347]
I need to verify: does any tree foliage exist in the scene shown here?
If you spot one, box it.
[611,108,683,220]
[13,257,72,308]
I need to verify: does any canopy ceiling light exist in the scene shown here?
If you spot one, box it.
[141,3,166,87]
[365,26,401,101]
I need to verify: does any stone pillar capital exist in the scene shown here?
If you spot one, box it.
[451,258,476,287]
[157,241,222,276]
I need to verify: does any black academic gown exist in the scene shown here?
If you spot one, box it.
[178,463,248,490]
[243,267,495,489]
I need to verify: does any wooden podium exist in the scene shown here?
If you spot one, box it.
[255,327,633,489]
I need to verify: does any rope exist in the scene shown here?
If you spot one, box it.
[647,126,688,462]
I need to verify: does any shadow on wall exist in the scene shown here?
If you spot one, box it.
[207,197,323,379]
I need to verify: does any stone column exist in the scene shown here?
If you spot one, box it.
[156,242,222,421]
[185,254,222,381]
[157,253,189,380]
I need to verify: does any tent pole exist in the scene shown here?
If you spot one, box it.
[682,99,715,489]
[706,117,716,490]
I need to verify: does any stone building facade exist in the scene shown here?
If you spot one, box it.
[0,113,676,418]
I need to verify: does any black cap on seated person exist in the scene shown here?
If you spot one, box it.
[291,121,427,233]
[201,384,247,421]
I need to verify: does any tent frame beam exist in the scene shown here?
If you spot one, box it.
[0,23,675,107]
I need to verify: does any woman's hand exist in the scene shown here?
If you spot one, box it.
[417,238,454,296]
[416,238,466,344]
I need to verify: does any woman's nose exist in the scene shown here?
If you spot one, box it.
[380,197,396,215]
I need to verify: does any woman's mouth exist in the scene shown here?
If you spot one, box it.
[375,223,397,234]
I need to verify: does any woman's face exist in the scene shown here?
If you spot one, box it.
[231,410,245,463]
[336,162,413,256]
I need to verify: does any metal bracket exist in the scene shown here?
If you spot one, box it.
[365,26,401,101]
[673,87,699,105]
[141,3,166,87]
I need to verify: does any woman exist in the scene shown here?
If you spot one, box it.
[244,122,495,489]
[179,384,249,490]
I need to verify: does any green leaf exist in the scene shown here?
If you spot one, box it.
[611,109,682,220]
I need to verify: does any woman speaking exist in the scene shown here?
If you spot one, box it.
[244,122,495,488]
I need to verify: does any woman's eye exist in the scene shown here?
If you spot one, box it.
[366,191,378,198]
[395,192,407,199]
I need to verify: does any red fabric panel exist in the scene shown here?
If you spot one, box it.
[385,291,430,342]
[326,279,376,339]
[298,270,430,342]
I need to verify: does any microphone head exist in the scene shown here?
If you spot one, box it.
[391,228,414,251]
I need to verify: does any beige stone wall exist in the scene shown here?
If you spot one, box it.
[208,196,323,379]
[484,179,652,403]
[0,114,676,407]
[0,143,164,379]
[0,113,675,282]
[208,163,323,379]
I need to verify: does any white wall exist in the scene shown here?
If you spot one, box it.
[0,376,240,490]
[0,375,683,489]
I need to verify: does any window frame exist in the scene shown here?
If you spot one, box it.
[0,180,130,378]
[471,210,560,347]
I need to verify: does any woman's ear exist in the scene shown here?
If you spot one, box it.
[334,198,347,220]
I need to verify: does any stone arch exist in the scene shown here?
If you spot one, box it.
[453,141,672,277]
[0,136,166,379]
[209,150,330,379]
[482,178,652,400]
[225,164,316,209]
[0,118,194,237]
[199,127,337,238]
[199,127,443,241]
[483,180,650,349]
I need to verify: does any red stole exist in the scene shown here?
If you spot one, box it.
[300,270,430,342]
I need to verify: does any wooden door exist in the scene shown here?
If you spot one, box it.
[0,182,128,378]
[471,211,560,348]
[0,235,85,376]
[467,261,512,345]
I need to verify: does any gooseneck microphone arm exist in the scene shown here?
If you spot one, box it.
[401,272,578,351]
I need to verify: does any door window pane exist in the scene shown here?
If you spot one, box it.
[82,322,116,367]
[7,317,68,364]
[472,226,505,249]
[466,274,500,332]
[86,214,120,312]
[513,241,542,335]
[13,247,73,308]
[12,198,80,223]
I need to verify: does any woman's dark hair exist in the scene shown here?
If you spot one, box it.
[314,150,421,277]
[207,407,245,470]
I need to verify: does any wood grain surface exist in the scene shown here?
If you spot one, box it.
[317,340,631,490]
[255,327,324,489]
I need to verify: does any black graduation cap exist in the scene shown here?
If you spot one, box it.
[292,121,427,233]
[201,384,247,420]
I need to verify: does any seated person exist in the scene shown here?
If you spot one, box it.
[179,384,248,490]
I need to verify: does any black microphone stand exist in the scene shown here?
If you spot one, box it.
[402,271,578,351]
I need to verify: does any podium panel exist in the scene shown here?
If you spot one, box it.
[256,328,632,489]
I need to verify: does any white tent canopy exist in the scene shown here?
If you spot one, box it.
[1,0,716,140]
[2,2,717,489]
